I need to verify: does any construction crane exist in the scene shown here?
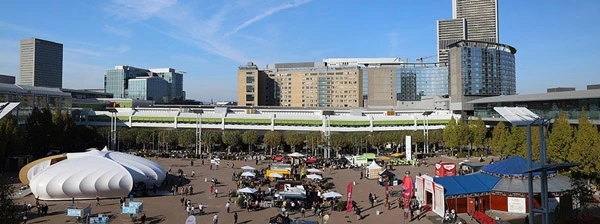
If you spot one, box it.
[416,55,437,63]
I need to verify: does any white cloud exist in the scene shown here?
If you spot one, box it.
[103,24,131,38]
[227,0,312,36]
[109,0,177,22]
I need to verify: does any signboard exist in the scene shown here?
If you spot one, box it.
[89,215,109,224]
[507,197,526,214]
[185,215,196,224]
[66,208,81,217]
[122,201,143,214]
[433,184,445,217]
[435,162,456,177]
[405,136,412,161]
[346,182,354,212]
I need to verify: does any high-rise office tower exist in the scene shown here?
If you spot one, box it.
[438,0,498,64]
[19,38,63,88]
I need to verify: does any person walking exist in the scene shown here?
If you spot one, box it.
[360,170,363,179]
[234,212,238,224]
[355,207,361,221]
[301,207,306,218]
[368,193,374,208]
[215,188,219,198]
[140,213,146,224]
[226,201,231,213]
[96,196,100,206]
[213,214,219,224]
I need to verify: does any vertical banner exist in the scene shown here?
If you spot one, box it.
[433,184,445,217]
[346,182,354,212]
[405,136,412,161]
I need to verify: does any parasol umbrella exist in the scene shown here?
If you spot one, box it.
[307,168,322,173]
[238,187,258,194]
[391,153,403,157]
[274,156,283,161]
[306,174,322,180]
[380,156,391,161]
[241,172,256,177]
[322,191,343,199]
[269,173,284,178]
[306,157,317,163]
[241,166,256,171]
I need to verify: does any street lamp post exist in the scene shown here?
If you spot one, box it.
[422,111,433,154]
[323,111,334,159]
[192,109,204,156]
[107,108,119,151]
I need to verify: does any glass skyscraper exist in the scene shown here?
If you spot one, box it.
[104,66,185,103]
[128,77,170,103]
[19,38,63,88]
[395,65,449,101]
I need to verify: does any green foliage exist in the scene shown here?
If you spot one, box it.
[136,129,153,149]
[490,121,508,156]
[241,130,258,152]
[547,111,574,163]
[264,131,281,155]
[330,132,348,156]
[336,200,346,212]
[443,116,459,150]
[177,129,195,149]
[0,179,19,224]
[222,131,242,152]
[568,109,600,179]
[505,126,526,157]
[284,131,304,152]
[469,116,487,149]
[566,178,595,223]
[456,118,471,149]
[0,114,23,158]
[202,130,222,151]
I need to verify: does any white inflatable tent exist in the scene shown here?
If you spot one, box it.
[20,147,166,200]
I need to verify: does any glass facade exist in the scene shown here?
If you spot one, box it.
[154,70,184,101]
[395,66,449,100]
[105,66,184,103]
[457,45,516,96]
[474,98,600,121]
[0,84,71,124]
[128,77,169,103]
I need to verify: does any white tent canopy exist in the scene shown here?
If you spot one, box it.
[241,172,256,177]
[367,161,381,169]
[238,187,258,194]
[306,174,323,180]
[288,152,306,157]
[322,191,343,199]
[269,173,284,178]
[241,166,256,171]
[307,168,322,173]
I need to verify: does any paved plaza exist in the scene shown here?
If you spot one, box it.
[13,154,528,224]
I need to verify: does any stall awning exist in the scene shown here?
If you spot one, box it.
[434,173,500,196]
[363,153,377,159]
[481,156,555,177]
[492,174,572,193]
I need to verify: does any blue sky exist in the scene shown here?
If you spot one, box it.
[0,0,599,101]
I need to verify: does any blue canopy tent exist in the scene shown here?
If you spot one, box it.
[434,173,500,196]
[481,156,556,177]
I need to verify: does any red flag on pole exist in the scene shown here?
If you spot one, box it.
[346,182,353,212]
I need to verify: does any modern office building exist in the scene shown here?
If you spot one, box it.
[0,74,16,84]
[19,38,63,88]
[438,0,498,64]
[128,76,170,103]
[104,66,185,103]
[237,62,363,107]
[448,40,516,112]
[323,58,449,107]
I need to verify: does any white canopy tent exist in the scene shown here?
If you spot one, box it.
[322,191,343,199]
[241,172,256,177]
[238,187,258,194]
[241,166,256,171]
[306,174,323,180]
[366,161,382,180]
[287,152,305,157]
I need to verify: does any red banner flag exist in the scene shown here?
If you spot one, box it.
[346,182,353,212]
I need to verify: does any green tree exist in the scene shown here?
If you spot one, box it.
[284,131,304,152]
[136,129,153,150]
[330,132,348,157]
[222,131,241,154]
[547,111,574,163]
[568,109,600,179]
[177,129,195,149]
[469,116,487,150]
[202,130,222,153]
[505,126,526,157]
[0,179,19,223]
[163,130,179,150]
[428,129,444,152]
[241,130,259,153]
[443,116,459,154]
[456,118,471,153]
[26,106,54,157]
[264,131,282,155]
[118,128,137,150]
[490,121,508,156]
[305,131,324,155]
[0,114,23,158]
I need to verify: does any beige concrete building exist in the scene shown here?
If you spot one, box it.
[237,62,362,108]
[366,67,396,106]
